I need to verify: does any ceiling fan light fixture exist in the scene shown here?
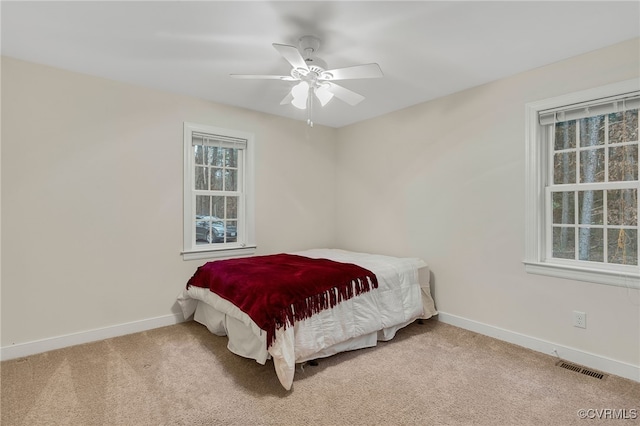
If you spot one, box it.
[315,84,334,106]
[291,97,307,110]
[291,81,309,109]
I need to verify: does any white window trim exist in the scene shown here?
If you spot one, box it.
[182,122,256,261]
[524,79,639,289]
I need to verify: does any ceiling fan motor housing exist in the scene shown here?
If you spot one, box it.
[292,54,330,83]
[305,57,328,73]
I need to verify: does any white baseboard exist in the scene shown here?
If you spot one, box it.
[0,313,185,361]
[4,310,638,383]
[436,311,639,383]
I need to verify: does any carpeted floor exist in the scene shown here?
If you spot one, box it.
[2,319,638,425]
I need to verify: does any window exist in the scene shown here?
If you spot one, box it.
[182,122,255,260]
[525,80,639,288]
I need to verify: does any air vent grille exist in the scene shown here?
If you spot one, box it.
[557,361,606,380]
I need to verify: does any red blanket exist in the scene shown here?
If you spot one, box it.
[186,253,378,348]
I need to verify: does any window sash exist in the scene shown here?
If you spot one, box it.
[192,193,245,247]
[544,187,638,272]
[542,107,638,268]
[191,140,244,248]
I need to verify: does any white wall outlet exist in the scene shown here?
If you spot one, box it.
[573,311,586,328]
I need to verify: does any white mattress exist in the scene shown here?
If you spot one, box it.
[177,249,437,390]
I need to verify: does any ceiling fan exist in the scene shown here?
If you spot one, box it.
[230,35,383,126]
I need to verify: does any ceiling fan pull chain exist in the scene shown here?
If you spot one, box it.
[307,85,314,127]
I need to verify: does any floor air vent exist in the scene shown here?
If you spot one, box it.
[556,361,606,380]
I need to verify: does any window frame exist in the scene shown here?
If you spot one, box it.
[182,122,256,260]
[524,79,639,288]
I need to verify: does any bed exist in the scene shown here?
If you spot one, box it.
[177,248,437,390]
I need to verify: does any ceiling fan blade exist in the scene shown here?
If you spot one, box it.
[273,43,309,71]
[322,63,383,81]
[230,74,296,80]
[324,83,365,106]
[280,92,293,105]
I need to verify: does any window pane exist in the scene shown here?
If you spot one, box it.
[226,220,238,243]
[555,120,576,150]
[194,145,205,165]
[608,229,638,265]
[608,145,638,182]
[227,196,238,219]
[578,190,603,225]
[608,189,638,226]
[208,146,223,166]
[195,195,210,217]
[195,196,212,245]
[224,148,238,167]
[212,196,225,218]
[225,169,238,191]
[195,166,208,190]
[211,219,226,244]
[609,110,638,144]
[552,192,574,224]
[578,227,603,262]
[553,152,576,184]
[195,221,210,245]
[579,115,604,147]
[210,168,223,190]
[553,226,575,259]
[580,148,605,183]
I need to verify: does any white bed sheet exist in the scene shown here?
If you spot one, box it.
[177,249,437,390]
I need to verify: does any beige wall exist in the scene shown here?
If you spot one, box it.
[2,38,639,375]
[335,38,640,368]
[1,57,337,345]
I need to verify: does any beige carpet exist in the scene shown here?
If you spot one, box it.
[2,319,638,425]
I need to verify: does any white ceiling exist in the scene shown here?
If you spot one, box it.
[2,1,639,128]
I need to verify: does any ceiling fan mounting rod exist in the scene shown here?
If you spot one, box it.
[299,35,320,58]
